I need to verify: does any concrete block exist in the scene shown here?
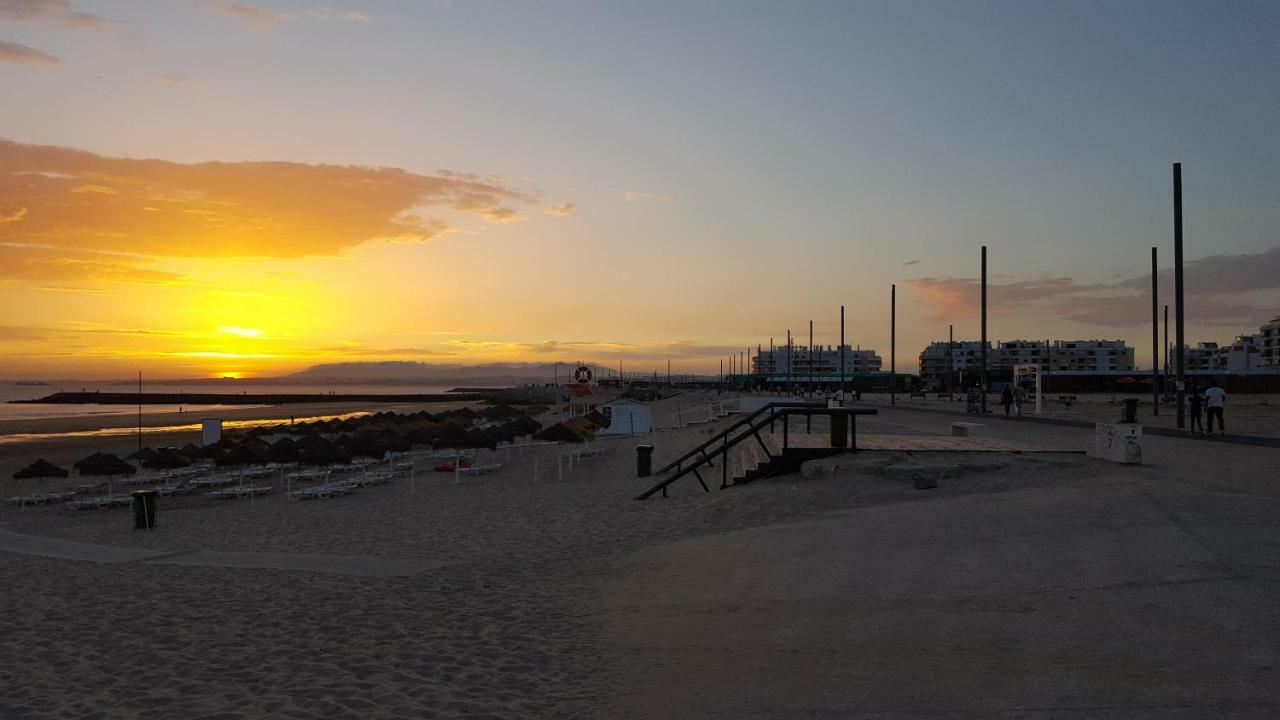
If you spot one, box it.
[951,422,987,437]
[1089,423,1143,464]
[800,459,840,480]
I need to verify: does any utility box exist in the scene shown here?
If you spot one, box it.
[201,419,223,446]
[1090,423,1143,464]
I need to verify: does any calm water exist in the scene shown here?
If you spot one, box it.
[0,382,479,422]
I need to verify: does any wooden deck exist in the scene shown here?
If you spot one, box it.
[772,432,1075,453]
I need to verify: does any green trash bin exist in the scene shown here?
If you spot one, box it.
[636,445,654,477]
[131,489,157,530]
[830,412,848,448]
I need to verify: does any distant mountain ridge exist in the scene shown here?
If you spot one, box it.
[288,361,607,384]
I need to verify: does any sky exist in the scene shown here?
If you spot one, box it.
[1,0,1278,380]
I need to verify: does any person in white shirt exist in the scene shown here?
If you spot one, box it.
[1204,382,1227,434]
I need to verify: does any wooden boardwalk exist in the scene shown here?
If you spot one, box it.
[771,432,1074,453]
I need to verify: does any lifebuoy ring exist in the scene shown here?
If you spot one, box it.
[574,366,593,383]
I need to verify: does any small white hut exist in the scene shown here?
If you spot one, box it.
[598,399,652,436]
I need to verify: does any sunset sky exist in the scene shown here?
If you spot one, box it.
[2,0,1278,379]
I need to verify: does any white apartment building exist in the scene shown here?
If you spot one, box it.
[1185,342,1218,371]
[918,339,1135,387]
[752,344,882,376]
[1045,340,1135,372]
[918,340,990,387]
[1259,316,1280,369]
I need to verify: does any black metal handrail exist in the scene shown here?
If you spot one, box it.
[652,401,818,476]
[636,405,878,500]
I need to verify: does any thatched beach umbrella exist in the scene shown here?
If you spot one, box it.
[9,458,69,502]
[142,448,193,471]
[13,458,70,481]
[128,447,159,463]
[75,452,137,497]
[297,439,351,467]
[534,422,589,444]
[214,444,264,468]
[263,437,300,464]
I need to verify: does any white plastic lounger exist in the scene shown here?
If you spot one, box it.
[67,495,132,510]
[456,463,502,477]
[208,485,274,499]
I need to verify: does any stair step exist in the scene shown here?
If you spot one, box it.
[761,432,783,456]
[728,435,777,485]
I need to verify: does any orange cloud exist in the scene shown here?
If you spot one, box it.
[205,0,369,27]
[1,244,184,284]
[0,0,104,29]
[0,40,61,65]
[0,138,547,259]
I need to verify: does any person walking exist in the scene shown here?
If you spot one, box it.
[1013,383,1028,417]
[1188,383,1204,435]
[1000,384,1014,417]
[1204,381,1227,435]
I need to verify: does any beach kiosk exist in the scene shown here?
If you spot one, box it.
[201,419,223,446]
[598,399,652,436]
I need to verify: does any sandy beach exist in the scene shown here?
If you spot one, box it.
[0,391,1276,718]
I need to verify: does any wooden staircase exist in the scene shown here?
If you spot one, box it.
[726,432,785,486]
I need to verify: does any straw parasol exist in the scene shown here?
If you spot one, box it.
[74,452,137,497]
[13,459,69,481]
[142,448,194,470]
[127,447,159,463]
[297,439,351,467]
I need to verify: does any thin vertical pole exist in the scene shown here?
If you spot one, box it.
[808,320,814,393]
[786,329,792,390]
[1151,247,1159,415]
[948,324,954,395]
[840,305,846,394]
[890,285,896,405]
[137,370,142,453]
[1174,163,1186,429]
[1163,304,1169,393]
[980,245,988,414]
[720,357,723,382]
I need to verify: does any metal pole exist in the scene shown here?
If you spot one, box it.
[1174,163,1186,429]
[948,324,954,395]
[137,370,142,453]
[1152,246,1159,416]
[787,329,792,391]
[808,320,813,394]
[1163,304,1169,394]
[980,245,988,414]
[890,285,896,405]
[840,305,846,395]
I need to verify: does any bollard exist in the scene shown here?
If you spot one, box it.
[830,411,848,449]
[1121,398,1140,424]
[636,444,654,477]
[131,489,158,529]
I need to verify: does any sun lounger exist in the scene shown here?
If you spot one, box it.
[191,475,239,488]
[67,495,133,510]
[456,463,502,477]
[5,491,76,506]
[287,483,355,501]
[155,483,195,497]
[208,485,274,499]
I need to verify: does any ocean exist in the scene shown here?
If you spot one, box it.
[0,381,484,422]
